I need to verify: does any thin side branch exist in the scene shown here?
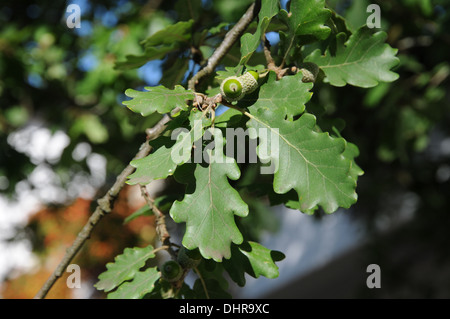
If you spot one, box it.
[193,266,210,299]
[34,130,163,299]
[263,34,291,79]
[139,185,173,253]
[187,2,258,91]
[263,35,277,71]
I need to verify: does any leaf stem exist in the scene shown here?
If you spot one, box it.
[219,99,252,119]
[193,266,210,299]
[263,34,277,71]
[280,36,295,69]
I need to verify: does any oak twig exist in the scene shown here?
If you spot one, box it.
[139,185,175,257]
[33,128,167,299]
[263,35,277,71]
[187,2,258,91]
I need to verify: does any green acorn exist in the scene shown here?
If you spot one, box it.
[220,76,243,102]
[161,260,183,282]
[177,246,202,269]
[220,71,259,102]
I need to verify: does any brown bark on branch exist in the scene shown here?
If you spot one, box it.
[34,134,157,299]
[188,2,258,91]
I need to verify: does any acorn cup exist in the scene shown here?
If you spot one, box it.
[161,260,183,282]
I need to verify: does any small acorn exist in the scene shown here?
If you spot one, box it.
[161,260,183,282]
[220,76,243,102]
[177,246,202,269]
[220,71,260,102]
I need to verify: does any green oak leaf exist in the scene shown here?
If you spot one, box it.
[114,44,179,70]
[170,145,249,262]
[107,267,160,299]
[271,141,363,212]
[247,107,358,214]
[215,66,243,84]
[279,0,332,40]
[123,85,195,116]
[241,71,313,120]
[342,141,364,180]
[343,0,371,32]
[115,20,194,70]
[278,0,331,64]
[223,242,285,287]
[127,111,209,185]
[141,20,194,48]
[305,26,400,88]
[239,0,279,65]
[95,245,156,292]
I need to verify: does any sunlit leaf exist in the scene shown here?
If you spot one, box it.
[107,267,160,299]
[305,26,399,88]
[247,107,359,214]
[123,85,194,116]
[95,245,156,292]
[170,146,249,261]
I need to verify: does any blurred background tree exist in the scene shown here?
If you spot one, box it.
[0,0,449,298]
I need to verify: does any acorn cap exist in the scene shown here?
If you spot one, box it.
[161,260,183,282]
[240,71,259,94]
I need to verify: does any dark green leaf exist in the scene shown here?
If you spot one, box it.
[239,0,279,65]
[193,278,232,299]
[223,242,285,287]
[279,0,332,40]
[114,44,179,70]
[142,20,194,48]
[115,20,194,70]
